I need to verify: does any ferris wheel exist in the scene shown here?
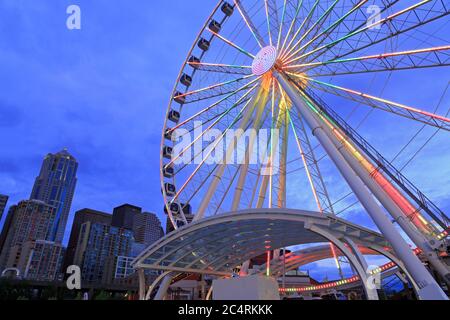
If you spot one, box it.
[158,0,450,297]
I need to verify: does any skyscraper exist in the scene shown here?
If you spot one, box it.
[133,212,164,246]
[0,205,17,269]
[30,149,78,242]
[0,205,16,258]
[17,240,65,282]
[64,208,112,270]
[0,200,56,272]
[112,204,141,230]
[0,194,8,222]
[73,222,133,284]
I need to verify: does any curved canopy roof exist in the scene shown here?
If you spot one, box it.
[133,209,391,276]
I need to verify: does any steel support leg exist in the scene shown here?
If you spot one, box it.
[146,271,172,300]
[345,237,380,299]
[314,107,450,284]
[276,72,448,300]
[154,275,173,300]
[369,245,420,297]
[138,268,146,300]
[309,225,379,300]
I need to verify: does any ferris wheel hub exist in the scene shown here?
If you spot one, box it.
[252,46,278,76]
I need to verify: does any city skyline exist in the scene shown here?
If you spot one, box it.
[0,148,166,285]
[0,148,167,245]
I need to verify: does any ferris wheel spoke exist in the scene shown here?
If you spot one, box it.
[256,97,282,210]
[250,93,282,209]
[169,88,257,168]
[281,0,340,61]
[173,98,257,174]
[287,107,335,215]
[181,164,219,212]
[264,0,272,46]
[233,0,266,49]
[287,0,400,66]
[174,97,250,142]
[214,164,241,215]
[248,111,277,210]
[285,0,449,66]
[279,0,305,55]
[194,87,265,220]
[286,45,450,76]
[280,0,320,59]
[174,75,256,104]
[231,84,271,211]
[231,80,274,211]
[207,27,255,59]
[276,0,287,50]
[170,76,261,132]
[296,75,450,132]
[267,81,278,209]
[281,0,370,62]
[261,84,287,208]
[187,61,253,75]
[276,106,288,208]
[171,97,258,204]
[264,0,280,47]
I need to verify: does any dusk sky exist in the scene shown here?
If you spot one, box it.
[0,0,213,240]
[0,0,449,280]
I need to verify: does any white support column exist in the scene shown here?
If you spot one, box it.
[138,268,146,300]
[308,225,378,300]
[370,245,420,296]
[345,237,379,299]
[316,112,450,284]
[276,72,448,300]
[196,89,260,220]
[240,260,251,276]
[154,274,173,300]
[146,271,172,300]
[345,238,370,271]
[206,285,213,300]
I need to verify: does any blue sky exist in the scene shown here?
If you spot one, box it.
[0,1,449,282]
[0,0,214,243]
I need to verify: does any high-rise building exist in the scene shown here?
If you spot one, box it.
[103,243,146,284]
[73,222,133,284]
[0,205,16,259]
[0,200,57,274]
[133,212,164,246]
[103,242,160,288]
[0,194,8,222]
[16,240,65,282]
[68,205,163,286]
[30,149,78,242]
[112,204,141,230]
[64,208,112,269]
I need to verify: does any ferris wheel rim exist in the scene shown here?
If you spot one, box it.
[160,1,227,230]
